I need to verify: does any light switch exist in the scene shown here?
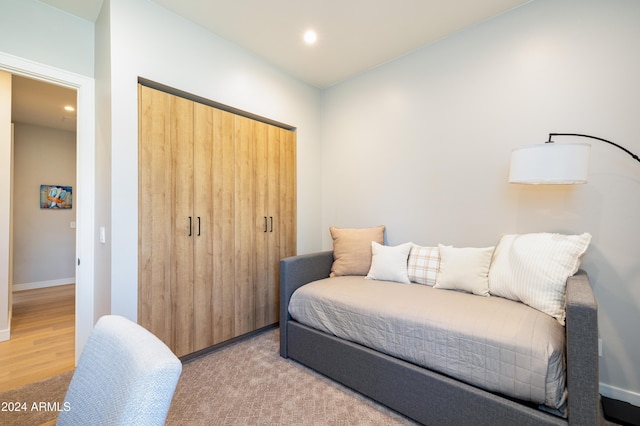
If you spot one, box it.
[100,226,106,244]
[70,221,76,229]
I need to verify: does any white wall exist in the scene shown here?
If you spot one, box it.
[0,71,12,341]
[0,0,94,78]
[321,0,640,405]
[101,0,323,320]
[93,0,112,326]
[12,123,76,289]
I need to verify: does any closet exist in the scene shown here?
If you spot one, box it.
[138,83,296,357]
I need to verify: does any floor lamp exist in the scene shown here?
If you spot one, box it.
[509,133,640,184]
[509,133,640,424]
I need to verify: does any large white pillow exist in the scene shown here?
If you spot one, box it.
[407,244,440,286]
[366,241,412,284]
[434,245,495,296]
[488,232,592,325]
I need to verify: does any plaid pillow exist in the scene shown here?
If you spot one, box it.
[407,244,440,286]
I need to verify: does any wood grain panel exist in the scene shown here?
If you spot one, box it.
[170,93,195,357]
[139,85,175,350]
[257,125,281,328]
[280,128,297,260]
[139,85,194,357]
[234,115,257,336]
[278,128,297,315]
[193,103,235,350]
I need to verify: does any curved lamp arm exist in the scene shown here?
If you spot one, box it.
[547,133,640,164]
[510,133,639,184]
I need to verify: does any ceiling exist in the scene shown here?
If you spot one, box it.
[12,75,77,132]
[15,0,531,131]
[41,0,530,88]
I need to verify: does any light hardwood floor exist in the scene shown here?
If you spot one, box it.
[0,284,75,392]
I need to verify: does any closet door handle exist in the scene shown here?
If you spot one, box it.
[197,217,201,236]
[188,216,192,236]
[264,216,268,233]
[270,216,273,232]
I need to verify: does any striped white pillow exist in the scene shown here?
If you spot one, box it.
[488,232,592,325]
[407,244,440,286]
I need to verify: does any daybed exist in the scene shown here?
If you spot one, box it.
[280,232,600,426]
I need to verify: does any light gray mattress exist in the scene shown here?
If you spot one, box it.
[288,276,567,412]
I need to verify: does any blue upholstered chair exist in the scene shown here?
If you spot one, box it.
[56,315,182,426]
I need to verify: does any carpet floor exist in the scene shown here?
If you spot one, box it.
[0,328,414,425]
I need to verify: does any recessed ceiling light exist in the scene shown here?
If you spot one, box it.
[303,30,317,45]
[64,105,75,112]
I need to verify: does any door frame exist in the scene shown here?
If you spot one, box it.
[0,52,96,362]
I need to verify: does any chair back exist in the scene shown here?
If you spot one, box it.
[56,315,182,425]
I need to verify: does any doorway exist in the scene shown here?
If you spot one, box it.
[11,75,77,294]
[0,75,78,390]
[0,52,96,368]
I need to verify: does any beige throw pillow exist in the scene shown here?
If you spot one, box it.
[434,244,495,296]
[330,225,385,277]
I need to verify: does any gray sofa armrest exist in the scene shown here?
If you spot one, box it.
[280,251,334,357]
[565,270,599,426]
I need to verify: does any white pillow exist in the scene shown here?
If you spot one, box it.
[434,244,495,296]
[366,242,412,284]
[407,244,440,286]
[488,232,591,325]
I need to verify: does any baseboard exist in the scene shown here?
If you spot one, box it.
[12,278,75,292]
[180,323,278,363]
[0,326,9,342]
[601,383,640,408]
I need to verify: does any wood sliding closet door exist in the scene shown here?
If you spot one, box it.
[234,115,261,336]
[138,85,194,357]
[255,125,296,329]
[275,127,297,323]
[235,116,297,332]
[139,83,296,357]
[255,123,278,330]
[193,103,236,350]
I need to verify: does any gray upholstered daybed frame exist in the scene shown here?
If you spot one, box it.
[279,250,601,426]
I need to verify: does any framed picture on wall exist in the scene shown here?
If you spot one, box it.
[40,185,73,209]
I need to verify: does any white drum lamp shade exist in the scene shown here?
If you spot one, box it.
[509,142,591,184]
